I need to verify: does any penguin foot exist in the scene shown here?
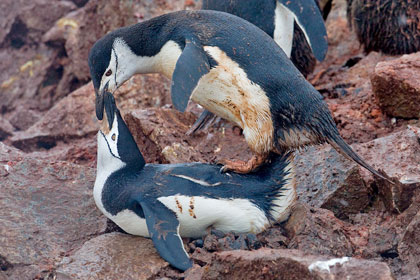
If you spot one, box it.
[219,154,267,174]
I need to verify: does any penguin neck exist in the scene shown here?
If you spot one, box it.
[115,20,183,78]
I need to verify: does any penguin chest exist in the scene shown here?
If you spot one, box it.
[191,46,274,154]
[94,175,149,237]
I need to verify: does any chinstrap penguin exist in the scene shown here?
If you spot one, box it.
[88,10,390,181]
[191,0,329,134]
[93,91,297,271]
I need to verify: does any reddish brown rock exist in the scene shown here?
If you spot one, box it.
[0,118,13,141]
[371,52,420,119]
[8,105,41,131]
[284,203,361,257]
[353,127,420,184]
[200,249,394,280]
[10,83,98,152]
[294,145,368,219]
[398,210,420,277]
[123,107,251,164]
[56,233,169,280]
[0,151,106,278]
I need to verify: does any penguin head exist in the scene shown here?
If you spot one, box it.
[97,92,145,172]
[89,33,149,120]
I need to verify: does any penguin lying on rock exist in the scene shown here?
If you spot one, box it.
[94,91,297,271]
[88,10,389,180]
[191,0,329,134]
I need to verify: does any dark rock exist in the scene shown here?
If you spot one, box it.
[246,233,262,250]
[371,52,420,118]
[294,145,368,219]
[257,227,288,249]
[201,249,394,280]
[56,232,168,280]
[0,151,107,278]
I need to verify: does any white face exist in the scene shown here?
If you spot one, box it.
[98,38,157,94]
[97,114,125,172]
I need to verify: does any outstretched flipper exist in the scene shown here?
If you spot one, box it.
[171,38,211,112]
[140,199,193,271]
[278,0,328,61]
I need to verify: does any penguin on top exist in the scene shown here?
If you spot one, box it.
[88,10,390,180]
[94,91,297,271]
[192,0,329,134]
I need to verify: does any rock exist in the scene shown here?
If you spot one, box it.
[353,127,420,184]
[124,107,251,164]
[0,0,76,46]
[284,203,363,257]
[201,249,394,280]
[0,150,107,272]
[294,145,368,219]
[56,232,169,280]
[0,0,76,113]
[10,83,98,152]
[0,118,14,141]
[398,210,420,277]
[371,52,420,118]
[8,105,41,131]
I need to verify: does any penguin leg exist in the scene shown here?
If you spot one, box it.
[219,153,268,174]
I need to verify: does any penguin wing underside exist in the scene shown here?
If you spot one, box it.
[171,38,210,112]
[278,0,328,61]
[139,199,193,271]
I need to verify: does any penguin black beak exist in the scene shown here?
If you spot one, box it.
[103,91,116,130]
[95,81,109,121]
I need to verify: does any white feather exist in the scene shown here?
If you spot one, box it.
[273,2,295,58]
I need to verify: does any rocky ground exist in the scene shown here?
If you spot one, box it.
[0,0,419,279]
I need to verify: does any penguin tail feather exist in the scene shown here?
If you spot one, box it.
[327,135,394,184]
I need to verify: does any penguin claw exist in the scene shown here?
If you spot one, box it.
[217,155,267,174]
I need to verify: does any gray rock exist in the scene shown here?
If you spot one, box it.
[56,232,169,280]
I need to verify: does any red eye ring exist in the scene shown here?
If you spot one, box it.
[105,69,112,76]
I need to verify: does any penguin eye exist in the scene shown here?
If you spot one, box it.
[105,69,112,77]
[111,134,116,141]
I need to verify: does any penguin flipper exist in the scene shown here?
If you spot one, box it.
[278,0,328,61]
[171,38,210,112]
[140,199,193,271]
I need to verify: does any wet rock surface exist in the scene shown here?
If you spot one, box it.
[371,52,420,119]
[0,0,419,279]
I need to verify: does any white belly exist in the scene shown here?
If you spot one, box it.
[102,196,270,239]
[158,195,270,239]
[191,46,274,154]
